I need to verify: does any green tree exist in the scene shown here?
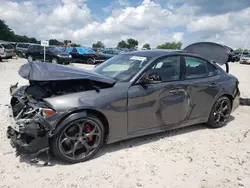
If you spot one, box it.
[117,40,128,48]
[0,20,16,41]
[127,38,138,48]
[117,38,139,49]
[49,39,63,45]
[156,42,182,50]
[142,43,151,49]
[0,19,38,43]
[92,41,105,48]
[71,43,81,47]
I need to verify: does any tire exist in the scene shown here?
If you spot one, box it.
[207,96,232,128]
[27,55,33,63]
[87,58,95,64]
[51,115,105,163]
[0,57,2,62]
[17,51,23,58]
[51,58,58,64]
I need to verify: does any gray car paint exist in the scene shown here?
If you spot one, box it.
[42,51,239,144]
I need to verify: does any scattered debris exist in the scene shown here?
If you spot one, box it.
[186,156,193,162]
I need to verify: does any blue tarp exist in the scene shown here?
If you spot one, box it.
[66,47,95,55]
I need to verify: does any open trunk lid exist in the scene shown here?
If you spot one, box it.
[183,42,232,66]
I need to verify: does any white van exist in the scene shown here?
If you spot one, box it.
[0,42,14,61]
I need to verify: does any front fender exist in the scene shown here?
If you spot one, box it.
[51,111,87,135]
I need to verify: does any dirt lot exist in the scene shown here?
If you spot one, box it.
[0,59,250,188]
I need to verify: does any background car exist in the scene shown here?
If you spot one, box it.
[16,43,31,57]
[0,42,14,60]
[25,45,72,64]
[66,46,110,64]
[7,42,240,163]
[98,48,124,58]
[240,54,250,64]
[0,42,15,60]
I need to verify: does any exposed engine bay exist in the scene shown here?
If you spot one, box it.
[7,79,112,161]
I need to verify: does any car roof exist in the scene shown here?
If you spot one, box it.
[124,50,185,57]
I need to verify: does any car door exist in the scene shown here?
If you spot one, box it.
[181,55,220,119]
[33,45,43,60]
[127,55,190,133]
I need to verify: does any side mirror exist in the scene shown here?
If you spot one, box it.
[139,73,162,84]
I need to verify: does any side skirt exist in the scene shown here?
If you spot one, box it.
[106,116,208,144]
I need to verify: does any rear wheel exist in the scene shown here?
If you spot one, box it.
[87,57,95,64]
[51,115,105,163]
[207,96,232,128]
[27,55,33,62]
[17,51,23,58]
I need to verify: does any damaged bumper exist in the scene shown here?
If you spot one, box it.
[6,104,50,155]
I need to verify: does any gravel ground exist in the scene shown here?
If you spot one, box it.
[0,59,250,188]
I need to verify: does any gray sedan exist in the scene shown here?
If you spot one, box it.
[7,42,240,163]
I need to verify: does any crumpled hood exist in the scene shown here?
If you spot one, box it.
[18,61,116,84]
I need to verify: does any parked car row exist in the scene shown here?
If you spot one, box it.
[25,44,72,64]
[0,40,133,64]
[24,45,125,64]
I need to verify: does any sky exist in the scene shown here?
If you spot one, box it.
[0,0,250,49]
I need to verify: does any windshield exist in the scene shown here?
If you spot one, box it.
[1,43,13,49]
[93,54,151,82]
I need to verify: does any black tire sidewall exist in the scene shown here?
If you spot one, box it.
[27,55,33,62]
[52,58,58,64]
[87,58,95,64]
[51,115,105,163]
[207,96,232,128]
[17,51,23,58]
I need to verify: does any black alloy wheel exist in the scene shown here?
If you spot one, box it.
[207,96,232,128]
[52,115,105,163]
[87,57,95,64]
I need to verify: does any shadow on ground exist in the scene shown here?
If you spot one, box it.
[18,115,235,167]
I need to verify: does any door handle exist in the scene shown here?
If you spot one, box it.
[169,87,183,93]
[208,83,217,88]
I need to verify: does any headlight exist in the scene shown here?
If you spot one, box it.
[69,55,72,58]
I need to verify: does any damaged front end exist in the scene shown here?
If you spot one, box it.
[7,85,53,157]
[6,61,116,162]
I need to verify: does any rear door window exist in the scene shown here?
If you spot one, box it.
[34,45,42,51]
[17,44,30,48]
[184,56,218,79]
[184,56,208,79]
[207,62,218,77]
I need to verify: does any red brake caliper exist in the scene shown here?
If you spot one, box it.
[85,124,93,142]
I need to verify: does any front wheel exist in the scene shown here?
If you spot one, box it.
[51,115,105,163]
[207,96,232,128]
[27,55,33,63]
[51,58,58,64]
